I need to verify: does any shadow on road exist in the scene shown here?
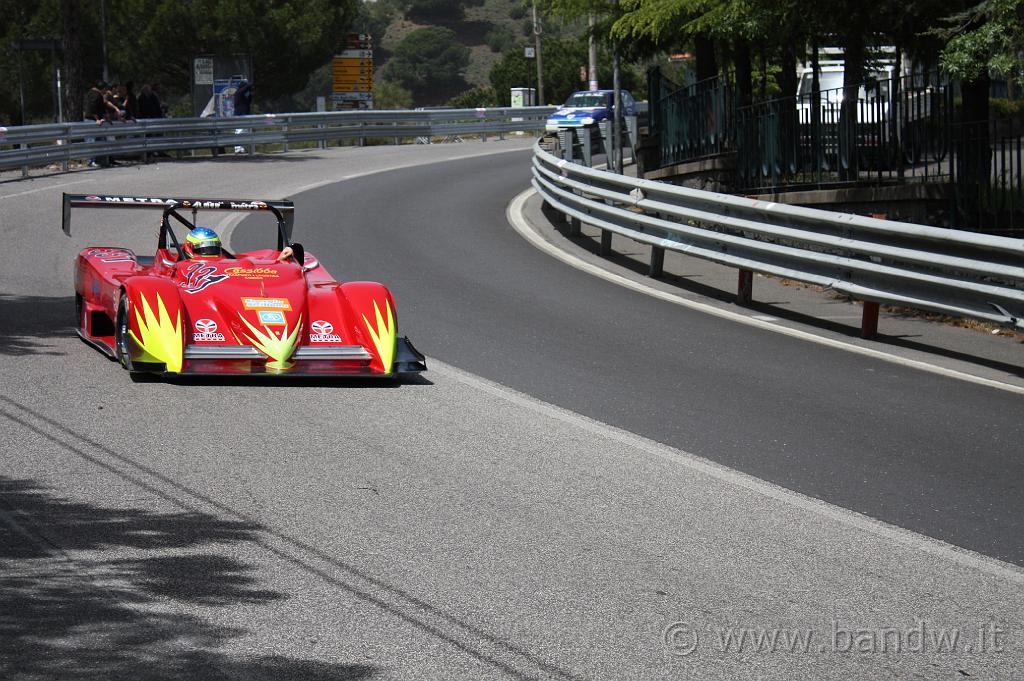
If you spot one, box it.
[1,394,582,680]
[0,295,74,357]
[0,477,377,680]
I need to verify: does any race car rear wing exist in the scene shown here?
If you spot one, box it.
[61,193,296,241]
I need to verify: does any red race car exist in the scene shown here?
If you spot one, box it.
[64,193,426,378]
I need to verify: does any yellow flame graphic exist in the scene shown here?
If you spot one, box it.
[362,300,395,373]
[241,315,302,371]
[128,293,183,373]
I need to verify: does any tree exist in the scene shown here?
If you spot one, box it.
[448,85,498,108]
[403,0,484,23]
[124,0,359,105]
[489,36,641,105]
[382,27,470,103]
[937,0,1024,82]
[374,79,414,109]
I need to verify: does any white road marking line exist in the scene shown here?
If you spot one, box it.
[429,357,1024,583]
[507,188,1024,396]
[0,178,93,200]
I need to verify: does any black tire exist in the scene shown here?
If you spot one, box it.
[75,294,84,331]
[115,295,132,370]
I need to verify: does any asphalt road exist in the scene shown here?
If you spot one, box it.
[234,149,1024,566]
[2,142,1023,680]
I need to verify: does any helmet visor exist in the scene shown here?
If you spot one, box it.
[192,241,221,257]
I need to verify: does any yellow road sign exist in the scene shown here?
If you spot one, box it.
[332,82,373,93]
[332,65,373,74]
[333,58,372,68]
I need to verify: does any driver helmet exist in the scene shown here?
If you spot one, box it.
[183,227,222,259]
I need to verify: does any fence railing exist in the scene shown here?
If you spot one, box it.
[647,68,1024,235]
[0,106,557,173]
[648,73,735,166]
[735,73,955,191]
[531,139,1024,334]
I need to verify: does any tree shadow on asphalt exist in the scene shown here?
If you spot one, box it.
[1,395,584,681]
[0,477,377,681]
[0,295,74,357]
[543,203,1024,379]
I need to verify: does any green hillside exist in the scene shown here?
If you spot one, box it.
[367,0,584,107]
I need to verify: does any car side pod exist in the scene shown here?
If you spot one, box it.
[120,278,186,373]
[394,336,427,374]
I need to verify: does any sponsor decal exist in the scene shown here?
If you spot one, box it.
[192,318,225,342]
[242,297,291,310]
[224,266,279,279]
[86,248,135,263]
[179,200,221,209]
[229,201,268,210]
[85,195,172,205]
[258,310,286,326]
[180,262,229,294]
[310,319,342,343]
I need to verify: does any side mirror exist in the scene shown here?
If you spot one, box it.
[289,242,305,267]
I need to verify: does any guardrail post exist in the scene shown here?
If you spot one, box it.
[650,246,665,277]
[20,143,29,177]
[569,216,582,237]
[558,129,573,162]
[283,124,289,152]
[62,126,70,172]
[600,229,613,255]
[861,301,880,339]
[737,269,754,305]
[577,128,592,167]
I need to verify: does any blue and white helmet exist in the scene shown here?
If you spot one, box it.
[184,227,222,258]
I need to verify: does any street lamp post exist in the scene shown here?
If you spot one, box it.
[532,0,544,105]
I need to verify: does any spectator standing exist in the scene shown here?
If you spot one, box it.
[137,84,163,119]
[233,79,253,115]
[123,81,138,121]
[83,80,107,167]
[104,84,124,122]
[102,85,124,165]
[232,79,253,153]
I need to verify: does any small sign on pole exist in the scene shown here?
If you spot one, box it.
[194,58,214,85]
[524,46,535,59]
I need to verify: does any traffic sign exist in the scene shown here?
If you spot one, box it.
[332,82,373,93]
[337,49,372,60]
[331,92,373,102]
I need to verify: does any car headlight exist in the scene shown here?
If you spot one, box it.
[581,117,594,125]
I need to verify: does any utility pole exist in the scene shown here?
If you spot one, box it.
[612,0,622,173]
[588,13,598,91]
[100,0,109,83]
[532,0,544,105]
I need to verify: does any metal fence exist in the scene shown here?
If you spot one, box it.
[736,73,955,191]
[0,106,557,174]
[647,67,1024,236]
[648,73,735,166]
[532,139,1024,333]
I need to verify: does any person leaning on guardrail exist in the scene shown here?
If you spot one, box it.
[83,80,108,168]
[103,84,126,166]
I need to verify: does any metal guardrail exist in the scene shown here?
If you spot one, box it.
[531,140,1024,333]
[0,106,557,173]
